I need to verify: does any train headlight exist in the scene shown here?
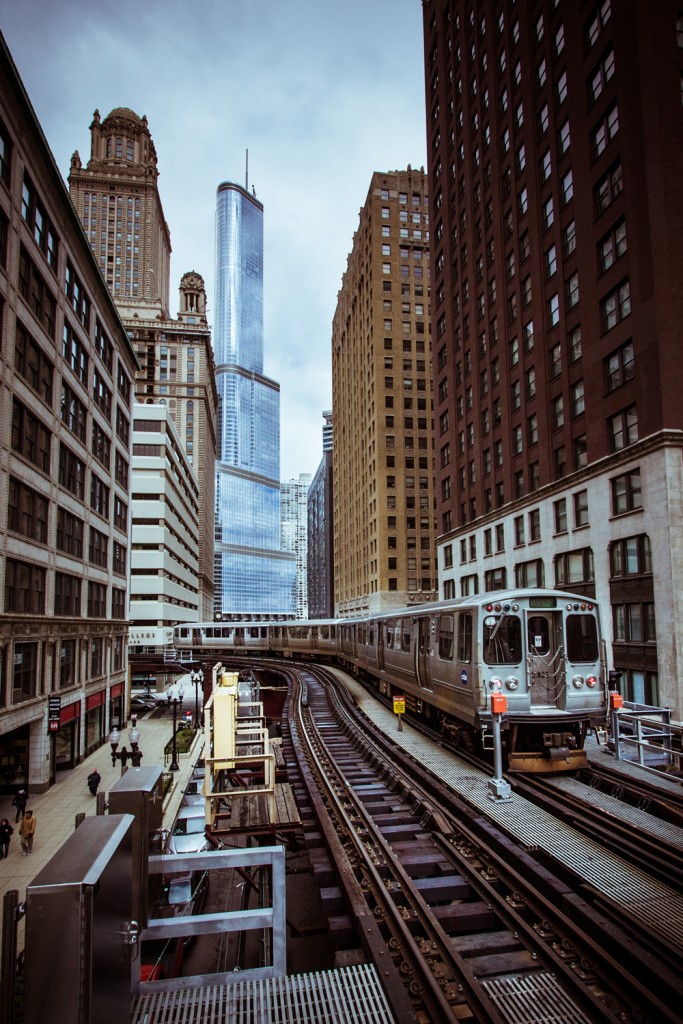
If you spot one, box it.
[489,676,503,691]
[586,675,598,688]
[505,676,520,690]
[572,674,585,688]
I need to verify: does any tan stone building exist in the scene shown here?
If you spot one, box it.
[68,108,218,621]
[0,35,139,791]
[332,169,436,616]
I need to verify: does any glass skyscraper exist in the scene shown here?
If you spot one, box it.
[213,182,295,615]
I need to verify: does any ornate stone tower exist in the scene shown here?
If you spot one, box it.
[69,110,218,621]
[69,107,171,320]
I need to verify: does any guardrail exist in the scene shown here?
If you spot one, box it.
[611,700,683,778]
[138,845,286,995]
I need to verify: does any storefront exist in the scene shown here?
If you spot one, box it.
[85,690,106,755]
[54,700,81,772]
[0,725,29,794]
[110,682,124,732]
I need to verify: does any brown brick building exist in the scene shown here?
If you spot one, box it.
[332,169,437,615]
[423,0,683,716]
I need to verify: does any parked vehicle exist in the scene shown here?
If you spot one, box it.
[140,869,209,980]
[181,777,205,808]
[166,806,210,855]
[130,695,158,711]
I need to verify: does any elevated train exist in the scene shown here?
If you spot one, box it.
[173,589,609,772]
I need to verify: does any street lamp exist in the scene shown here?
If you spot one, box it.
[167,684,185,772]
[109,724,144,774]
[190,668,204,728]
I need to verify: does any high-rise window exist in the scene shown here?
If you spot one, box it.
[601,280,631,332]
[611,469,642,514]
[608,405,638,451]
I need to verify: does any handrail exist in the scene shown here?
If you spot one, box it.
[611,701,682,778]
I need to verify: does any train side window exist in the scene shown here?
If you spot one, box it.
[438,614,454,660]
[483,615,521,664]
[566,614,599,662]
[386,620,395,648]
[401,620,412,652]
[458,612,472,662]
[527,616,550,655]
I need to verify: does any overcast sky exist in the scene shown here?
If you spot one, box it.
[1,0,427,480]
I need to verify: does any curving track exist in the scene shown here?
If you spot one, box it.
[283,664,682,1024]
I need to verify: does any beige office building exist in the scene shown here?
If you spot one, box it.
[332,169,436,616]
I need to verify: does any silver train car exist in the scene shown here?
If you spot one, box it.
[173,590,608,772]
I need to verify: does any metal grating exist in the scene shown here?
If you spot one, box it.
[131,964,397,1024]
[550,774,683,846]
[482,972,595,1024]
[341,674,683,951]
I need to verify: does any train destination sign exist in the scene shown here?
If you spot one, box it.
[529,597,557,609]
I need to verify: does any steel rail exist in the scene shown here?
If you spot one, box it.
[291,672,509,1024]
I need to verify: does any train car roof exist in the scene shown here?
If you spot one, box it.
[177,592,599,636]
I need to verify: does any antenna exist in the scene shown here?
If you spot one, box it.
[245,149,248,192]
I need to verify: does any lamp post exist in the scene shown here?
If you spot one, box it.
[167,684,184,772]
[109,724,144,774]
[190,668,204,729]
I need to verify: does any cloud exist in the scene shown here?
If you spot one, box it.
[2,0,426,478]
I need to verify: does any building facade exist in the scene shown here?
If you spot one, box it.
[423,0,683,717]
[128,404,200,649]
[213,181,295,616]
[0,35,139,792]
[280,473,311,618]
[332,169,437,617]
[308,411,335,619]
[68,109,218,621]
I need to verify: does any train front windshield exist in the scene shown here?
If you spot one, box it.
[565,613,599,662]
[483,615,522,665]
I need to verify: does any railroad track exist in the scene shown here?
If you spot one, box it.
[286,665,682,1024]
[579,761,683,827]
[509,771,683,893]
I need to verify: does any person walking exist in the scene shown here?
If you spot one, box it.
[12,786,28,823]
[19,809,36,855]
[0,818,13,858]
[87,769,101,796]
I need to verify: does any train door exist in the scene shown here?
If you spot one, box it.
[377,622,385,671]
[525,612,565,706]
[415,616,432,689]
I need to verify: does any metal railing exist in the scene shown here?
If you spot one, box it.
[610,701,683,778]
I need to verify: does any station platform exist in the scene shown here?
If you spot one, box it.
[333,669,683,955]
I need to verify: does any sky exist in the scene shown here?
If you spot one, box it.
[1,0,428,480]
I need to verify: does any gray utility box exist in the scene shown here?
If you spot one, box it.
[108,764,164,930]
[24,814,135,1024]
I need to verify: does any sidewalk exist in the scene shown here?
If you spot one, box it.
[0,706,204,933]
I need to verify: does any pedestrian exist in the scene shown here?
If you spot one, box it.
[87,769,101,796]
[12,786,28,823]
[19,809,36,855]
[0,818,13,858]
